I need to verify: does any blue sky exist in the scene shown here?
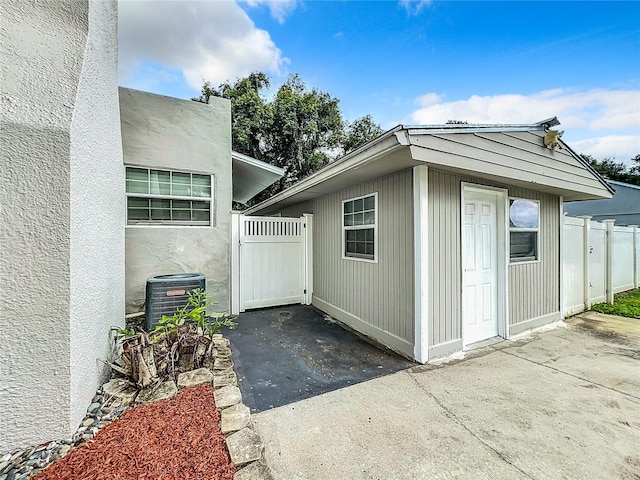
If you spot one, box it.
[119,0,640,164]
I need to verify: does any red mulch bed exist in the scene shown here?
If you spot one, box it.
[34,384,235,480]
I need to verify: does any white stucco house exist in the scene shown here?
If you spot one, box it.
[0,0,281,452]
[120,87,283,314]
[1,0,125,452]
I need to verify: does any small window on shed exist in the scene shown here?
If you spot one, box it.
[509,199,539,263]
[342,193,377,261]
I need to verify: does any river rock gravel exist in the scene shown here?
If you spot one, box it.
[0,387,129,479]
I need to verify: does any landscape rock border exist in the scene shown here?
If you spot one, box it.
[0,334,271,480]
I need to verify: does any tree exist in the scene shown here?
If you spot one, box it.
[194,72,386,204]
[581,154,640,186]
[191,80,216,104]
[342,115,384,154]
[630,154,640,176]
[194,72,271,161]
[264,74,344,192]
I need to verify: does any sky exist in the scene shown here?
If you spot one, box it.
[119,0,640,165]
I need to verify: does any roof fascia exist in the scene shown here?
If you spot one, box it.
[558,140,615,196]
[244,127,405,215]
[406,125,546,135]
[404,117,559,135]
[606,179,640,191]
[231,151,284,176]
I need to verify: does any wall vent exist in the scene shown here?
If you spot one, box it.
[145,273,206,331]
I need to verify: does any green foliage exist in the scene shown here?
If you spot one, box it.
[191,80,217,105]
[342,115,384,155]
[591,289,640,318]
[265,74,344,192]
[151,289,237,343]
[581,154,640,186]
[111,325,135,339]
[193,72,382,205]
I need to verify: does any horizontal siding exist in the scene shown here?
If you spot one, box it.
[311,170,415,347]
[486,131,597,181]
[412,131,608,198]
[428,169,560,346]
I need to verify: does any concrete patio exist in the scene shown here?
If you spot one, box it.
[252,312,640,479]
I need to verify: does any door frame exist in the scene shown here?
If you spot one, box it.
[460,183,509,347]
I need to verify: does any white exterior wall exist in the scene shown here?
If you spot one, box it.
[69,0,124,435]
[120,88,233,312]
[0,0,124,451]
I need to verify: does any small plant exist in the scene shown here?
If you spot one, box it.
[110,289,236,385]
[151,289,236,343]
[204,312,237,338]
[110,325,135,341]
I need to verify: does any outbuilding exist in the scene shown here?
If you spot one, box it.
[244,118,613,362]
[564,179,640,226]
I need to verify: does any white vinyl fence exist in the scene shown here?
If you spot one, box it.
[563,215,640,317]
[230,214,313,314]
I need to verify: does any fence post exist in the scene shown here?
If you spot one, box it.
[302,214,313,305]
[230,213,242,315]
[630,225,639,289]
[602,219,616,304]
[560,204,565,319]
[577,216,592,310]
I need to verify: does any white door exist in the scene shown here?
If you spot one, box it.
[462,190,499,345]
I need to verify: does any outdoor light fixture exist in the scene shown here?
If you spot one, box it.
[544,129,564,150]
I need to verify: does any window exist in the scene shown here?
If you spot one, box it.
[509,198,539,263]
[126,167,212,225]
[343,193,377,261]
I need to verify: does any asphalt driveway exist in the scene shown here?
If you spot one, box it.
[252,312,640,480]
[226,304,415,413]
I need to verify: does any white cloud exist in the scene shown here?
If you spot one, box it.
[410,87,640,131]
[243,0,298,24]
[571,135,640,164]
[118,0,286,91]
[409,87,640,163]
[399,0,432,15]
[416,92,443,107]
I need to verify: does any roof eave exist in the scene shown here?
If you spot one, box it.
[558,140,615,197]
[231,151,285,204]
[244,126,405,215]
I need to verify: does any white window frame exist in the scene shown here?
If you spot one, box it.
[342,192,378,263]
[125,166,214,227]
[508,197,540,264]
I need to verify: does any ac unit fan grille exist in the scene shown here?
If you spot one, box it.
[145,273,206,330]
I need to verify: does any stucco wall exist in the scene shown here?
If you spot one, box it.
[1,0,87,451]
[119,88,232,312]
[69,0,124,435]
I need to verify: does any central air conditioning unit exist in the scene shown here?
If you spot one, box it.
[145,273,206,331]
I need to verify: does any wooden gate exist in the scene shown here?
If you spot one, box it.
[231,214,313,313]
